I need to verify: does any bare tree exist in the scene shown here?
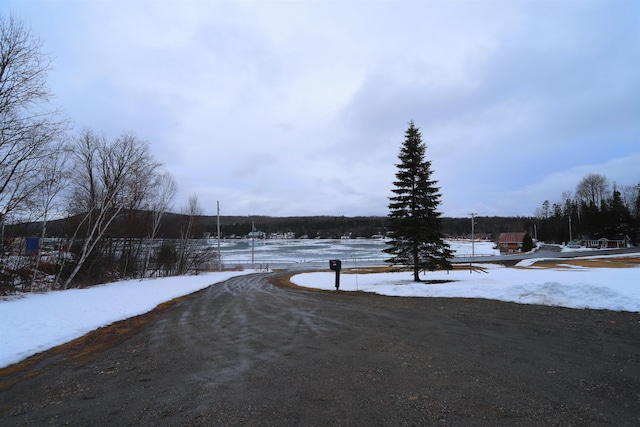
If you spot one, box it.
[115,132,161,278]
[0,14,67,219]
[143,171,176,277]
[575,173,609,208]
[620,184,639,215]
[63,130,159,288]
[177,194,202,275]
[30,141,69,290]
[561,191,574,217]
[536,200,550,219]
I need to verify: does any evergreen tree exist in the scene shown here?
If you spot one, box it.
[634,183,640,243]
[605,184,632,236]
[384,121,452,281]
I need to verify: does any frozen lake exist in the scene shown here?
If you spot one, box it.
[212,238,498,268]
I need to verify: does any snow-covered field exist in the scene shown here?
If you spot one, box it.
[292,255,640,312]
[1,253,638,369]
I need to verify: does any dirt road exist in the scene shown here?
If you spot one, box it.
[1,273,639,425]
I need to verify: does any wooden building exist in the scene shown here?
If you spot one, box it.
[497,232,528,254]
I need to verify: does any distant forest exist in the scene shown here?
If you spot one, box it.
[4,208,637,292]
[6,173,638,245]
[7,212,537,242]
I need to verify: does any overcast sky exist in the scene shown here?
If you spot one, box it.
[5,0,639,217]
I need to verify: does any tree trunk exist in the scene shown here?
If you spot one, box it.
[30,220,47,291]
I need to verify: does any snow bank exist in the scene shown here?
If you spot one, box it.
[292,261,640,312]
[0,271,251,368]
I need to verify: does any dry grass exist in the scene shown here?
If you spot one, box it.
[344,266,401,274]
[518,256,640,269]
[0,294,194,392]
[345,264,488,274]
[269,264,480,290]
[50,296,190,361]
[269,271,331,292]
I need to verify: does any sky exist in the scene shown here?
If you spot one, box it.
[3,0,639,217]
[2,250,639,368]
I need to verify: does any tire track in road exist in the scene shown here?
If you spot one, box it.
[145,273,344,390]
[2,273,639,426]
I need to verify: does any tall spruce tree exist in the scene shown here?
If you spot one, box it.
[384,121,452,281]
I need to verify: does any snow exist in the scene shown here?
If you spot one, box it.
[1,253,639,370]
[292,255,640,313]
[209,238,498,264]
[0,271,252,369]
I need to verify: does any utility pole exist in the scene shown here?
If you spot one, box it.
[469,213,477,273]
[251,221,255,266]
[217,201,221,271]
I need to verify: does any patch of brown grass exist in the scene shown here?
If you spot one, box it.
[343,266,399,274]
[0,294,194,392]
[0,358,42,392]
[269,265,473,290]
[269,272,298,289]
[54,295,191,361]
[520,256,640,269]
[269,271,330,292]
[345,264,487,274]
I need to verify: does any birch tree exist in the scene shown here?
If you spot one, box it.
[63,130,159,288]
[30,141,68,290]
[143,171,176,277]
[177,194,202,275]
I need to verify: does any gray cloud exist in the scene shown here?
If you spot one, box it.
[7,0,639,217]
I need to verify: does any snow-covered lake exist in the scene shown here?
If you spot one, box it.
[215,238,498,265]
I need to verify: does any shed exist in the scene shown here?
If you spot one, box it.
[498,232,528,254]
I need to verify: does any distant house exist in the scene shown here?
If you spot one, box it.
[497,232,531,254]
[247,231,266,239]
[582,234,631,249]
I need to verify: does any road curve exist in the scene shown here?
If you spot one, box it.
[1,273,638,425]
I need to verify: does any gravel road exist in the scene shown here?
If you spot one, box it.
[1,272,639,426]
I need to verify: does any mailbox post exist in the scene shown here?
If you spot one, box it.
[329,259,341,290]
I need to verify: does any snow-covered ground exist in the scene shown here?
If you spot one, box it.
[0,271,252,369]
[292,255,640,313]
[1,253,638,369]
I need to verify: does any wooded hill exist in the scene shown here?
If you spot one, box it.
[7,212,536,241]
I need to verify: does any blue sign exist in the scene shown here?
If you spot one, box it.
[26,237,39,255]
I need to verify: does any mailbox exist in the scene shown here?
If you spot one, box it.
[329,259,341,290]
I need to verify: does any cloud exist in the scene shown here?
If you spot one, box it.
[451,153,640,218]
[6,0,639,217]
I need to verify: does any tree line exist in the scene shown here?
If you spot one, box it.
[534,173,639,244]
[9,213,538,243]
[0,15,215,293]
